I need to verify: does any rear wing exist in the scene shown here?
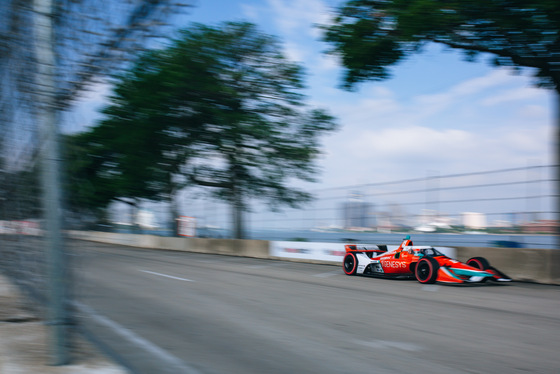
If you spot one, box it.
[345,244,388,254]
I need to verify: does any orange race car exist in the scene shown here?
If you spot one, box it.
[342,236,511,284]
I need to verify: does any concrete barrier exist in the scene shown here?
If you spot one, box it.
[455,246,560,285]
[154,236,269,259]
[68,231,559,285]
[68,231,269,259]
[69,230,155,248]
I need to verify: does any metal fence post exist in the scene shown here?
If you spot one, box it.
[33,0,70,365]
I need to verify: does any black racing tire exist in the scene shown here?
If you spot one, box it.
[466,257,491,282]
[415,257,439,284]
[343,253,358,275]
[466,257,490,270]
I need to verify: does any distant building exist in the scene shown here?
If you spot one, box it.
[521,220,558,234]
[341,192,375,229]
[462,212,487,229]
[136,209,157,229]
[491,220,513,228]
[414,210,454,232]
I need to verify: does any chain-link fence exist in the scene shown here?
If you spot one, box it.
[173,164,558,248]
[0,1,558,371]
[0,0,192,367]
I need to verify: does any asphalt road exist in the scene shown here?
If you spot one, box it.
[72,241,560,374]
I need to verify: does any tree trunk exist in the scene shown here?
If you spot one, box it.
[170,188,179,237]
[231,183,245,239]
[130,199,141,233]
[231,202,244,239]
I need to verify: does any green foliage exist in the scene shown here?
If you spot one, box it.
[321,0,560,91]
[0,168,41,220]
[176,23,337,214]
[69,22,338,237]
[64,131,130,221]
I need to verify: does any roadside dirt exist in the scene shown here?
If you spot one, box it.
[0,275,126,374]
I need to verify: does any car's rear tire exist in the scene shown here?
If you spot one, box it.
[415,257,439,284]
[466,257,490,270]
[343,253,358,275]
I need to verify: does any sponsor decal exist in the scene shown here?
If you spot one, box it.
[270,241,346,262]
[381,261,408,269]
[177,216,196,237]
[284,247,311,254]
[270,241,455,264]
[325,250,346,256]
[0,220,41,235]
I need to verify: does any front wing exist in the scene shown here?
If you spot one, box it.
[437,266,495,283]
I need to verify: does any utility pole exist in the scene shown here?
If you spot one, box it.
[33,0,70,365]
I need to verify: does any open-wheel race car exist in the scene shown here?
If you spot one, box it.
[342,236,511,284]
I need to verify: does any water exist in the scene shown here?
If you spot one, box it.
[247,230,557,249]
[113,225,557,249]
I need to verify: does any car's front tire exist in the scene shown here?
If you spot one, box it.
[415,257,439,284]
[466,256,490,270]
[343,253,358,275]
[466,257,491,282]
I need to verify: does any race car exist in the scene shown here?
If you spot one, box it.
[342,236,511,284]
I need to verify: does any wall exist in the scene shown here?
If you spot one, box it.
[455,246,560,285]
[68,231,269,259]
[68,231,559,285]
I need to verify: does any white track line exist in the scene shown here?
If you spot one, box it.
[313,270,341,278]
[357,339,423,352]
[246,263,288,269]
[139,270,194,282]
[75,302,201,374]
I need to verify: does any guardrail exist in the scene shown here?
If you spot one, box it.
[69,231,560,285]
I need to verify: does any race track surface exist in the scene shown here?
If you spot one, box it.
[73,241,560,374]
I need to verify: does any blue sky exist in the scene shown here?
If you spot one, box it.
[69,0,555,190]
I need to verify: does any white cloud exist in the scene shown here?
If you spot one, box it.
[63,80,113,133]
[501,125,552,155]
[266,0,331,37]
[283,41,307,62]
[481,86,544,106]
[74,80,112,104]
[315,52,339,72]
[333,86,401,124]
[320,122,551,188]
[412,69,519,119]
[241,3,259,20]
[315,69,554,188]
[334,126,475,166]
[518,104,549,118]
[449,68,513,96]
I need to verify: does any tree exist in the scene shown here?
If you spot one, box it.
[64,50,206,233]
[321,1,560,90]
[321,0,560,239]
[176,22,338,238]
[64,132,126,226]
[81,22,338,238]
[0,168,41,220]
[1,0,195,231]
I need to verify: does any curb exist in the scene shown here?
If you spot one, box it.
[0,275,127,374]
